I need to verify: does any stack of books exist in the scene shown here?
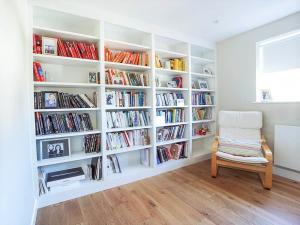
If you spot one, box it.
[157,125,185,142]
[35,112,93,135]
[105,68,149,86]
[105,48,149,66]
[157,143,186,164]
[106,111,150,129]
[83,134,101,153]
[156,93,184,106]
[192,108,212,121]
[106,91,146,107]
[156,109,185,123]
[192,93,213,105]
[106,129,150,150]
[155,55,185,71]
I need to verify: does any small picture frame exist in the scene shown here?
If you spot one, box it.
[260,89,272,102]
[198,79,209,90]
[88,72,100,84]
[167,81,177,88]
[43,91,58,109]
[40,138,70,160]
[202,67,212,75]
[106,91,116,106]
[42,37,58,55]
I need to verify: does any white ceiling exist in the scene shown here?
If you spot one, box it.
[35,0,300,43]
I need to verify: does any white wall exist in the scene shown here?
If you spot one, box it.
[0,0,36,225]
[217,12,300,180]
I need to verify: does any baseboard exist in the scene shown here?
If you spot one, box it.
[38,153,210,208]
[30,199,38,225]
[273,166,300,182]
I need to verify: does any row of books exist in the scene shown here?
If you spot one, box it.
[33,62,45,82]
[156,93,184,106]
[192,108,212,121]
[106,91,146,107]
[192,93,214,105]
[83,134,101,153]
[34,91,96,109]
[105,48,149,66]
[35,112,93,135]
[157,143,186,164]
[106,110,150,129]
[156,109,185,123]
[105,68,149,86]
[107,155,121,173]
[106,129,150,150]
[157,125,185,142]
[155,56,186,71]
[87,157,102,180]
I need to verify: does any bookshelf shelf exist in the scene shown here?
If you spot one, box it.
[192,119,215,124]
[156,138,189,147]
[104,61,151,71]
[34,82,101,88]
[156,87,188,91]
[155,68,188,75]
[34,108,100,112]
[156,122,188,127]
[31,6,216,207]
[106,126,152,133]
[155,48,187,58]
[33,54,99,66]
[35,130,101,140]
[105,84,151,90]
[106,144,152,155]
[33,26,99,42]
[104,39,150,51]
[191,72,215,78]
[36,152,102,167]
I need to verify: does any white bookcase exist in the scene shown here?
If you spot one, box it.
[30,6,216,207]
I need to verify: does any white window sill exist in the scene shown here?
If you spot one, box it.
[253,101,300,104]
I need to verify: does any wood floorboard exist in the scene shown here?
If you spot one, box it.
[36,160,300,225]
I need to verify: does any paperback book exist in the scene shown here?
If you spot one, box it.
[106,91,146,107]
[105,68,149,86]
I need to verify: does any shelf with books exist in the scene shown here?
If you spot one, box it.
[33,108,100,112]
[35,130,101,140]
[192,119,215,124]
[191,72,215,78]
[192,105,215,108]
[156,122,188,127]
[106,106,151,110]
[105,84,151,90]
[33,82,101,88]
[155,68,188,75]
[191,89,215,92]
[104,61,151,71]
[36,152,102,167]
[156,138,189,147]
[156,87,188,91]
[104,39,150,51]
[33,54,100,66]
[106,125,152,133]
[106,144,152,155]
[33,26,99,42]
[156,105,188,109]
[155,48,187,58]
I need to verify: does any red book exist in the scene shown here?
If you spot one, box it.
[35,62,45,81]
[33,62,40,81]
[72,41,82,58]
[90,44,98,60]
[84,43,92,59]
[33,34,37,53]
[57,39,67,57]
[35,35,42,54]
[77,42,87,59]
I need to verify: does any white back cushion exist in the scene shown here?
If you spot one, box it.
[219,111,262,142]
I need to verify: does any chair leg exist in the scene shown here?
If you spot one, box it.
[211,153,218,178]
[259,163,272,189]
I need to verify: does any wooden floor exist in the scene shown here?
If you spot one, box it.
[36,160,300,225]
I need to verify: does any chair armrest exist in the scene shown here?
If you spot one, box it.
[261,135,267,144]
[262,143,273,162]
[211,137,219,153]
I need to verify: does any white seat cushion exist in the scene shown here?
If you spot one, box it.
[216,151,268,164]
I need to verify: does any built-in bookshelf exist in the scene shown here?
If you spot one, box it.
[30,6,216,207]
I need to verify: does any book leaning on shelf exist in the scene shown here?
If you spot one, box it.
[34,91,97,109]
[157,142,187,164]
[156,93,184,106]
[35,112,93,135]
[83,134,101,153]
[192,93,214,105]
[192,108,212,121]
[156,109,185,124]
[105,68,149,86]
[105,48,149,66]
[106,111,150,129]
[107,154,121,174]
[106,91,146,107]
[87,157,102,180]
[106,129,150,150]
[157,125,185,142]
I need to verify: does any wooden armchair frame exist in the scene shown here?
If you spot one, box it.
[211,135,273,189]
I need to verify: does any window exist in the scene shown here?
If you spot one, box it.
[256,30,300,102]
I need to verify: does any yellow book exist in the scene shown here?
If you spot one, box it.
[173,59,179,70]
